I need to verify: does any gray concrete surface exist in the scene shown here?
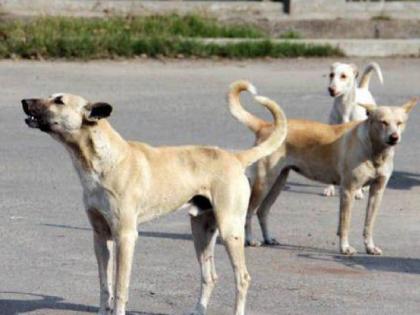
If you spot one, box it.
[2,0,420,20]
[0,58,420,315]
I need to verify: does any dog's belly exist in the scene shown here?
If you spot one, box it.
[292,164,340,185]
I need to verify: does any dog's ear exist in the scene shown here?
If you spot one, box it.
[358,103,376,116]
[401,98,417,113]
[85,102,113,121]
[350,63,359,78]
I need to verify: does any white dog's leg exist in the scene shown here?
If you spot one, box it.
[323,185,335,197]
[338,187,357,255]
[113,229,138,315]
[363,178,387,255]
[87,209,114,315]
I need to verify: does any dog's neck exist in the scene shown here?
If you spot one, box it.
[57,120,129,175]
[358,122,394,167]
[337,80,357,106]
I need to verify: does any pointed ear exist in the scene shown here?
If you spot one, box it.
[402,98,417,113]
[349,63,359,78]
[358,103,376,116]
[85,102,113,121]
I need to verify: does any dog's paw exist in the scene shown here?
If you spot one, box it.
[245,239,262,247]
[323,186,335,197]
[354,189,364,200]
[263,238,280,246]
[366,245,383,255]
[340,245,357,256]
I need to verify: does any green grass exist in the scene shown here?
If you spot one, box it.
[0,16,343,59]
[279,29,302,39]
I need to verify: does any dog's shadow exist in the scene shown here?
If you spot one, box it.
[298,252,420,275]
[388,170,420,190]
[0,292,167,315]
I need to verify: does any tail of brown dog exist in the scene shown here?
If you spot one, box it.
[359,62,384,89]
[230,80,287,167]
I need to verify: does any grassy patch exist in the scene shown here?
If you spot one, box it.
[0,16,343,59]
[279,29,302,39]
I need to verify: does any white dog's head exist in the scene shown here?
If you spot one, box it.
[328,62,358,97]
[360,99,417,147]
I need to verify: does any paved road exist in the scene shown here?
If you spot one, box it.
[0,58,419,315]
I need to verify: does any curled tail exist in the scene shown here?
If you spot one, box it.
[229,80,287,168]
[228,80,267,133]
[359,62,384,89]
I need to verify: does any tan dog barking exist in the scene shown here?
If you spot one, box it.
[21,85,287,315]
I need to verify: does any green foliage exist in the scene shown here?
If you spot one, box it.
[0,16,343,59]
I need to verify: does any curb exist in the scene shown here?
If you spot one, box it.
[201,38,420,57]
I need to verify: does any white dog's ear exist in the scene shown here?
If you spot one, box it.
[358,103,376,116]
[402,98,417,113]
[85,102,113,121]
[350,63,359,78]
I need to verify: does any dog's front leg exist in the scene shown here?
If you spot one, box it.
[338,187,357,255]
[87,209,114,315]
[113,228,138,315]
[363,177,388,255]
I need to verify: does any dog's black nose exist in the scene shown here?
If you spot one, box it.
[22,99,30,115]
[328,87,336,97]
[389,133,399,144]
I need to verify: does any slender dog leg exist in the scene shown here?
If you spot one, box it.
[215,180,251,315]
[190,211,218,315]
[113,228,138,315]
[87,209,114,315]
[245,162,269,247]
[257,168,290,245]
[364,177,388,255]
[338,187,357,255]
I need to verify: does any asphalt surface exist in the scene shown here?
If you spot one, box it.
[0,58,420,315]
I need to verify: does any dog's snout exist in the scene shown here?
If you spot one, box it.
[388,132,399,145]
[22,99,39,115]
[22,99,31,115]
[390,133,399,141]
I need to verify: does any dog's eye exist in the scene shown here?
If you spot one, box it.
[340,74,347,80]
[381,121,388,126]
[396,121,403,126]
[54,96,64,105]
[329,73,334,79]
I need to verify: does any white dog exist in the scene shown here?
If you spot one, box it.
[324,62,384,199]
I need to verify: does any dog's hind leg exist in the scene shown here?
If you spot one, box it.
[245,159,286,247]
[113,220,138,315]
[257,168,290,245]
[363,177,388,255]
[214,179,251,315]
[87,209,114,315]
[190,210,219,315]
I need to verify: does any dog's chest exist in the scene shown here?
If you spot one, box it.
[78,169,110,209]
[357,160,392,185]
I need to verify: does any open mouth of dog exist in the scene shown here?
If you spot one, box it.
[22,99,47,130]
[24,115,40,128]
